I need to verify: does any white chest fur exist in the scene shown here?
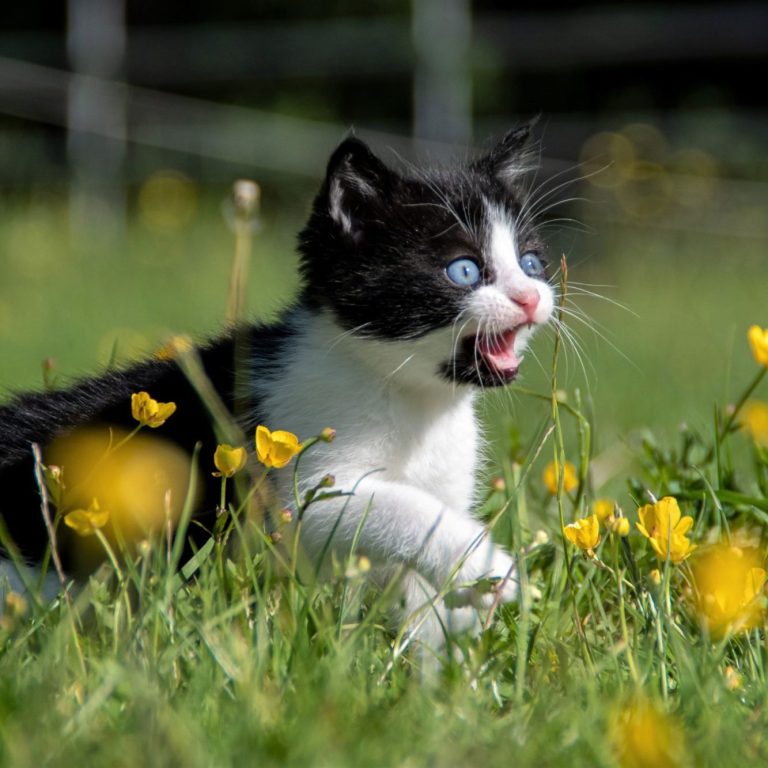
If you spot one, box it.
[252,309,516,645]
[256,310,477,512]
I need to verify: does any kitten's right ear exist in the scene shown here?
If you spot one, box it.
[324,137,393,237]
[474,119,539,186]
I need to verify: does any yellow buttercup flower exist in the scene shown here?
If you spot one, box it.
[64,498,110,537]
[636,497,696,564]
[610,696,686,768]
[593,498,615,524]
[155,334,194,360]
[739,400,768,448]
[255,426,301,469]
[543,460,578,495]
[610,516,631,537]
[747,325,768,367]
[724,666,743,691]
[131,391,177,428]
[691,543,767,637]
[213,444,248,478]
[563,514,601,554]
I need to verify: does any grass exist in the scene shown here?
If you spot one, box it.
[0,189,768,766]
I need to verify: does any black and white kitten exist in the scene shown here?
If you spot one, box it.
[0,127,554,642]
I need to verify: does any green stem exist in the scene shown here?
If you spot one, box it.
[718,367,766,443]
[614,536,639,683]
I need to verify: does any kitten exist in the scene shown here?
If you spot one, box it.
[0,126,554,643]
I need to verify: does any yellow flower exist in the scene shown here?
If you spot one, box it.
[4,592,28,618]
[691,543,766,637]
[64,498,110,537]
[724,666,743,691]
[610,516,631,537]
[593,498,615,524]
[255,426,301,469]
[636,497,696,564]
[213,444,248,478]
[740,400,768,447]
[131,391,177,428]
[155,334,194,360]
[747,325,768,367]
[610,696,686,768]
[649,569,662,586]
[563,514,600,554]
[543,460,578,495]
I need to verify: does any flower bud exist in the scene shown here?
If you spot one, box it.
[607,515,630,536]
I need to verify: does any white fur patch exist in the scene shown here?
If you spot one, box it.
[462,204,555,358]
[251,309,517,646]
[329,177,353,233]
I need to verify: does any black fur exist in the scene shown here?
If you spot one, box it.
[298,131,544,344]
[0,326,295,565]
[0,127,544,567]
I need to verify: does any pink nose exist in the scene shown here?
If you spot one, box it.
[513,288,540,321]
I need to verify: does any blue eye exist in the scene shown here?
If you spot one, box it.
[446,258,481,287]
[520,251,545,278]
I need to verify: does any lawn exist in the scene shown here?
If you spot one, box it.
[0,186,767,767]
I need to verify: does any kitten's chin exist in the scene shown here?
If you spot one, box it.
[440,326,530,388]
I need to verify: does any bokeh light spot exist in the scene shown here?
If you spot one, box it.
[580,131,636,188]
[138,170,198,233]
[47,426,199,563]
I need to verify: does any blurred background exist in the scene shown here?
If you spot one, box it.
[1,1,767,466]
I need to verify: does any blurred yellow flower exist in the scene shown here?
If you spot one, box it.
[649,569,662,586]
[739,400,768,448]
[155,334,194,360]
[131,391,177,428]
[563,514,600,554]
[4,592,28,618]
[610,696,686,768]
[747,325,768,367]
[64,498,110,537]
[213,444,248,478]
[543,460,578,495]
[724,666,743,691]
[691,543,766,637]
[636,497,696,564]
[255,426,301,469]
[593,498,615,523]
[48,426,195,544]
[609,516,631,537]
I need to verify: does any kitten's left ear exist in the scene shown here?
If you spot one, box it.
[474,118,539,186]
[323,136,395,238]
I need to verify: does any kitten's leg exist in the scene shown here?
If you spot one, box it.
[297,476,518,608]
[398,570,481,649]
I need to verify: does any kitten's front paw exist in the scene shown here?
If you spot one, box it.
[444,542,518,610]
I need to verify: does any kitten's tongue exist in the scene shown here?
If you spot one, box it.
[478,329,521,373]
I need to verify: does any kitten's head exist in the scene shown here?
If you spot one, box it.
[298,127,555,389]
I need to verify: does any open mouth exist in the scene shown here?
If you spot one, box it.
[462,325,527,382]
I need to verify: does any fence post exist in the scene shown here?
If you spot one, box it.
[66,0,126,238]
[412,0,472,152]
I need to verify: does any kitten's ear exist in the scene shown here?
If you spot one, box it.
[324,137,394,237]
[474,119,539,185]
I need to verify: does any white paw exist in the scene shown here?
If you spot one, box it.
[444,541,518,609]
